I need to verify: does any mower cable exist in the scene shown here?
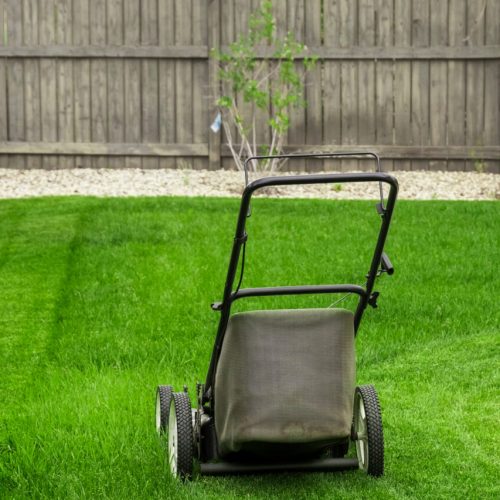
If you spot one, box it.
[327,280,367,309]
[327,265,388,309]
[234,241,246,294]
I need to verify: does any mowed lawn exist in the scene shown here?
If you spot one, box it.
[0,195,498,499]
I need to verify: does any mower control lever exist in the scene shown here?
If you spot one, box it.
[211,302,223,311]
[368,292,379,308]
[381,252,394,275]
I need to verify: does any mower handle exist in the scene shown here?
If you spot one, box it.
[203,169,398,402]
[231,284,367,302]
[381,252,394,275]
[243,151,382,186]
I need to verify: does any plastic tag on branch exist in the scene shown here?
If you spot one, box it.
[210,112,222,133]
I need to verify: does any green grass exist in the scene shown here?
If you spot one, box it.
[0,195,498,499]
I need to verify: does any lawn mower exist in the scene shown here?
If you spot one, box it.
[155,152,398,480]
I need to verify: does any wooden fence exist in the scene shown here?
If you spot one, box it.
[0,0,498,172]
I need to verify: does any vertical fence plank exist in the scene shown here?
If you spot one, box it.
[304,0,322,171]
[271,0,287,168]
[21,2,38,45]
[39,0,58,169]
[286,0,305,58]
[0,0,10,168]
[192,0,208,170]
[73,0,92,168]
[56,0,75,168]
[484,0,500,173]
[23,0,41,168]
[159,0,176,170]
[250,0,270,168]
[220,0,236,168]
[287,0,306,171]
[323,0,341,173]
[220,0,234,62]
[107,0,125,169]
[358,0,376,172]
[258,0,275,164]
[233,0,253,170]
[174,0,193,169]
[393,0,411,170]
[447,0,467,171]
[90,0,108,168]
[256,0,272,156]
[429,0,448,171]
[207,0,221,170]
[6,0,25,168]
[411,0,430,170]
[465,0,486,171]
[375,0,394,171]
[142,0,160,169]
[0,0,7,167]
[274,0,287,40]
[339,0,358,172]
[234,0,250,40]
[124,0,142,168]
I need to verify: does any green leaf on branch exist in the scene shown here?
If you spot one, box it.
[217,96,232,108]
[211,0,318,171]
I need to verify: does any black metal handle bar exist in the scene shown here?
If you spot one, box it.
[243,171,396,195]
[232,284,366,302]
[226,172,397,322]
[381,252,394,275]
[243,151,382,186]
[203,169,398,402]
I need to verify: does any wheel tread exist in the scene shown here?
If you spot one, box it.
[356,384,384,477]
[156,385,173,433]
[172,392,194,479]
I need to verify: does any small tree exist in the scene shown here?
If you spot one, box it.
[212,1,317,173]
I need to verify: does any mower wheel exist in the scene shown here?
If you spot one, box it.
[168,392,194,480]
[155,385,173,435]
[354,385,384,477]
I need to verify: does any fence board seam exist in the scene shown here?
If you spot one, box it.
[0,141,208,156]
[1,141,497,160]
[0,45,498,60]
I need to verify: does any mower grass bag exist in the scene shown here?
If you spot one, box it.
[214,308,355,458]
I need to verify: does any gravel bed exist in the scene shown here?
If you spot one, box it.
[0,168,498,200]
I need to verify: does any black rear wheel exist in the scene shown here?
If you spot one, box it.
[168,392,194,480]
[155,385,173,435]
[354,385,384,477]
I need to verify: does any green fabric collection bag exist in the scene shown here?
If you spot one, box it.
[214,308,356,457]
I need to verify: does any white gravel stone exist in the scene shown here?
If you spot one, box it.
[0,168,498,200]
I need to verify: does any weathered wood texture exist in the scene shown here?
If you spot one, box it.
[0,1,6,168]
[0,0,498,172]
